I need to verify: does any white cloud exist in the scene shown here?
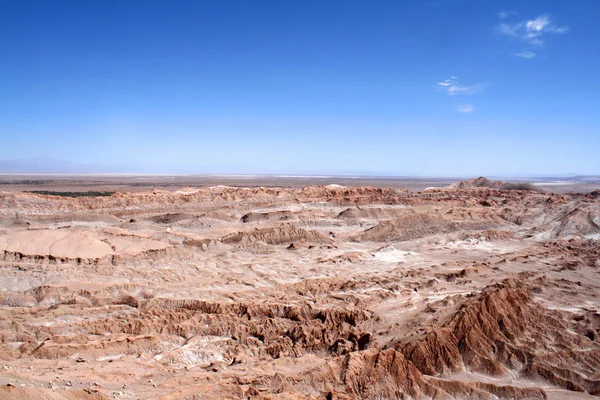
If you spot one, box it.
[437,76,485,95]
[498,14,568,44]
[513,51,536,59]
[526,15,551,32]
[457,105,474,114]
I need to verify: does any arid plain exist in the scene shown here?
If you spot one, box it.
[0,176,599,399]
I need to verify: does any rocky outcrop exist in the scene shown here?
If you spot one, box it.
[398,281,600,395]
[337,348,546,399]
[445,177,542,192]
[222,224,332,246]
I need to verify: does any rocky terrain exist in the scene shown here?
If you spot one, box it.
[0,177,599,399]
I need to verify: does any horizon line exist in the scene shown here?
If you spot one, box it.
[0,172,597,180]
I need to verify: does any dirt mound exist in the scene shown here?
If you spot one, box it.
[182,237,220,251]
[0,230,113,259]
[398,280,600,395]
[240,210,294,223]
[539,238,600,269]
[0,386,109,400]
[143,211,235,228]
[446,177,542,192]
[459,229,515,241]
[317,252,365,264]
[546,203,600,238]
[353,207,513,243]
[145,212,191,224]
[337,207,412,221]
[435,265,480,283]
[351,212,492,242]
[354,214,454,242]
[222,224,332,246]
[0,228,172,265]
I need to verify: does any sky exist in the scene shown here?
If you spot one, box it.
[1,0,599,176]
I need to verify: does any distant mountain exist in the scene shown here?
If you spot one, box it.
[444,177,543,192]
[0,157,99,173]
[0,157,275,175]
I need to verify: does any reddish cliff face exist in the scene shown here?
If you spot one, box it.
[399,281,600,394]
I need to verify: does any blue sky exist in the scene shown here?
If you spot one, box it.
[1,0,599,176]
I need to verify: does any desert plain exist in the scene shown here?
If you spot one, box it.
[0,176,599,399]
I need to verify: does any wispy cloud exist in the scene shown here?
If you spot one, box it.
[437,76,486,95]
[437,77,485,113]
[457,104,474,114]
[498,10,516,19]
[498,14,568,45]
[513,51,536,59]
